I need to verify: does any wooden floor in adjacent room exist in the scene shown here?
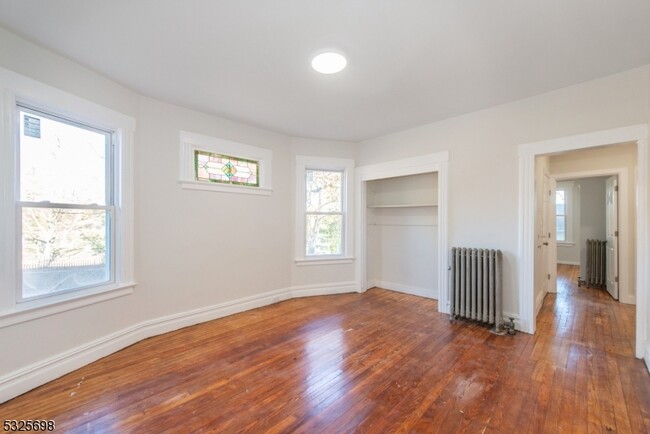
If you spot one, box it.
[2,264,649,433]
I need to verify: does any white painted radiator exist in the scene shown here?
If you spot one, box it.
[449,247,503,330]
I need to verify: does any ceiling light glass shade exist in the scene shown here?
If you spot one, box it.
[311,52,347,74]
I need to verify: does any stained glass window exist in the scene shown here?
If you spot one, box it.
[194,150,259,187]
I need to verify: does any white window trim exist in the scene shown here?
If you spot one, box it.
[556,182,573,243]
[179,130,273,195]
[0,67,136,326]
[295,156,355,264]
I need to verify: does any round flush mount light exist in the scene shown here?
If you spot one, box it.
[311,52,347,74]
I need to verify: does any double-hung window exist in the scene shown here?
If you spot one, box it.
[295,156,354,264]
[556,187,568,242]
[555,182,576,244]
[305,169,344,256]
[18,105,114,300]
[0,70,135,322]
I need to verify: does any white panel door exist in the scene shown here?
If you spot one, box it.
[548,177,557,293]
[606,176,619,300]
[537,174,550,296]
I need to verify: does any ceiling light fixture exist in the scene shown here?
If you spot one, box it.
[311,52,347,74]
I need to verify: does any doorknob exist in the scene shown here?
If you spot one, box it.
[543,242,549,246]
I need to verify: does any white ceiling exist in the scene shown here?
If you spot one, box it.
[1,1,649,142]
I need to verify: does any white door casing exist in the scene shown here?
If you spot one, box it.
[606,176,619,300]
[517,123,647,360]
[537,174,550,296]
[548,177,558,293]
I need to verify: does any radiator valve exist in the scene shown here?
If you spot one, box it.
[504,317,516,335]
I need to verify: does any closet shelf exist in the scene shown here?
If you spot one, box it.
[367,203,437,208]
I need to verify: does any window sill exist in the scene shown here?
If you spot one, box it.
[295,257,356,266]
[557,242,575,247]
[0,282,136,329]
[180,180,272,196]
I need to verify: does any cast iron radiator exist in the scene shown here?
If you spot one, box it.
[449,247,503,330]
[585,239,607,287]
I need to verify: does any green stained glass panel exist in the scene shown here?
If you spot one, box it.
[194,150,259,187]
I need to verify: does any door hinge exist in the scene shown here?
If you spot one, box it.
[615,276,619,283]
[615,230,618,237]
[548,232,551,238]
[547,273,551,280]
[615,186,619,192]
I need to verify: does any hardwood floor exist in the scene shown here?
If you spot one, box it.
[2,265,649,433]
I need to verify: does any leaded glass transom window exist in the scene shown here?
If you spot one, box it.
[194,150,259,187]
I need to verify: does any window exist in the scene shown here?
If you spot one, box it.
[305,170,343,255]
[18,106,114,300]
[0,69,135,321]
[295,156,354,264]
[179,131,272,195]
[555,184,574,242]
[195,150,259,187]
[556,189,566,241]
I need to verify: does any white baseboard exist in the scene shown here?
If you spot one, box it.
[619,294,636,305]
[557,260,580,266]
[0,282,358,403]
[289,281,358,298]
[373,280,438,300]
[645,344,650,373]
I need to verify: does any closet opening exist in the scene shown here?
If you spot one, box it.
[365,173,439,299]
[355,152,449,313]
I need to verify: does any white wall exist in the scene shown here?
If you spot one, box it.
[135,97,292,321]
[549,144,637,303]
[358,66,650,319]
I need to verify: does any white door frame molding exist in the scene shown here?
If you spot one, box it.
[518,124,648,359]
[553,168,631,303]
[355,151,449,312]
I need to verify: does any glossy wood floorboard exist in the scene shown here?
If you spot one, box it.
[2,264,649,433]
